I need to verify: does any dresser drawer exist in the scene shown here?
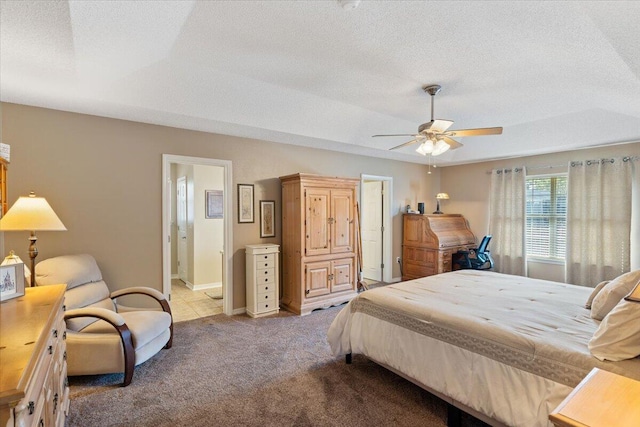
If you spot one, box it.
[256,274,275,285]
[257,300,277,312]
[256,267,275,277]
[257,283,275,294]
[256,253,275,263]
[256,259,275,269]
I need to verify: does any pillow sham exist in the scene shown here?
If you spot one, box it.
[585,280,609,309]
[590,270,640,320]
[589,296,640,361]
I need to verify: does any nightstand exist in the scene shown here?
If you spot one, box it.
[549,368,640,427]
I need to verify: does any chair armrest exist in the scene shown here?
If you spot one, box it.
[111,286,166,301]
[64,307,135,387]
[64,307,125,327]
[110,286,173,350]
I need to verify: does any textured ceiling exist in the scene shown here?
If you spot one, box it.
[1,1,639,165]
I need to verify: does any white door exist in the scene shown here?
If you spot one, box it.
[177,176,188,282]
[362,181,383,281]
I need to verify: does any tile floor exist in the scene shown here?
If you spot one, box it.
[170,278,223,322]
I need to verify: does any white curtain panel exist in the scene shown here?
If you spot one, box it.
[566,158,632,287]
[489,167,526,276]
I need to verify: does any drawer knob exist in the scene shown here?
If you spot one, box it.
[265,278,268,282]
[265,295,268,299]
[264,255,268,259]
[264,263,268,267]
[53,329,58,338]
[265,304,269,308]
[48,345,53,355]
[28,401,35,415]
[264,271,268,274]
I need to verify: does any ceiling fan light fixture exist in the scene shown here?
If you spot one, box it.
[416,140,434,156]
[432,139,450,156]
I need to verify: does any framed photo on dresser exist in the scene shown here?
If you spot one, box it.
[0,262,25,302]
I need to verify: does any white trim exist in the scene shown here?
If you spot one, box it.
[162,154,234,316]
[232,307,247,315]
[391,276,403,283]
[360,174,394,284]
[187,282,222,291]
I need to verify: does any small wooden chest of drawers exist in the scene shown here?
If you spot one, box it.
[245,244,280,318]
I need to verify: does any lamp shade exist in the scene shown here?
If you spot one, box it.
[0,193,66,231]
[431,139,450,156]
[436,193,450,200]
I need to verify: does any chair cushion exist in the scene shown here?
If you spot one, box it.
[80,310,172,351]
[36,254,103,289]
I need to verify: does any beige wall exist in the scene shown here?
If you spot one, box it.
[440,141,640,282]
[193,164,224,287]
[1,103,436,310]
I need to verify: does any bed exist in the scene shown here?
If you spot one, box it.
[327,270,640,427]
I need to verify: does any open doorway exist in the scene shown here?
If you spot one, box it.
[162,155,233,317]
[360,174,393,285]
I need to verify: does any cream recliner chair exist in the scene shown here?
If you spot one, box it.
[36,254,173,386]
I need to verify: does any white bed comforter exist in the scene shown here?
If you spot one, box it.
[327,270,640,426]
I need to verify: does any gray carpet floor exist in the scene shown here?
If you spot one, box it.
[66,305,486,427]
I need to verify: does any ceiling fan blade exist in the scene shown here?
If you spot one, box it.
[442,136,463,150]
[430,119,454,133]
[372,134,416,138]
[447,127,503,137]
[389,139,419,150]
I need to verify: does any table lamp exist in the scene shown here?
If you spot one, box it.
[433,193,449,214]
[0,192,66,287]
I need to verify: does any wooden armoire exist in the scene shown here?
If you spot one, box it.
[280,173,359,315]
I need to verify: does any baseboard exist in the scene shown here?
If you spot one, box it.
[391,276,403,283]
[232,307,247,315]
[187,282,222,291]
[171,274,179,279]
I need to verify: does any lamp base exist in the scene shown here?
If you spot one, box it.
[433,200,444,214]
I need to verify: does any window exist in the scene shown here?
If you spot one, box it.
[525,175,567,260]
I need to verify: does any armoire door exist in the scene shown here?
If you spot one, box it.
[305,260,331,298]
[305,189,331,257]
[330,189,353,254]
[330,258,354,293]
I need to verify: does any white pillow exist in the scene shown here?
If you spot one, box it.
[589,297,640,361]
[590,270,640,320]
[585,280,609,309]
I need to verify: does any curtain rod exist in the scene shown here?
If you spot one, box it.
[486,155,638,174]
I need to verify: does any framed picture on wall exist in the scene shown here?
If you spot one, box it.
[238,184,254,223]
[260,200,275,238]
[205,190,223,219]
[0,262,25,302]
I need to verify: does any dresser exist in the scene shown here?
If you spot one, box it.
[280,173,359,315]
[402,214,476,280]
[0,284,69,427]
[245,244,280,318]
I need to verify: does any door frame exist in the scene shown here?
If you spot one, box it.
[176,175,188,283]
[360,174,393,284]
[162,154,234,316]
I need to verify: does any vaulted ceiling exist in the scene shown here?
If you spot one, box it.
[2,1,639,165]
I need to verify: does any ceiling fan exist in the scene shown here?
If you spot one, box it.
[373,85,503,156]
